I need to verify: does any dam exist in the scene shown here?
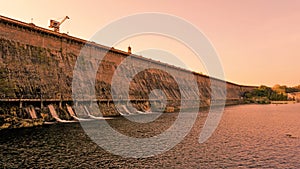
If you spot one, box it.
[0,15,256,129]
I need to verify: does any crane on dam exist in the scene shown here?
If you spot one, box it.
[49,16,69,32]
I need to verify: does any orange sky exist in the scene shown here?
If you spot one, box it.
[1,0,300,87]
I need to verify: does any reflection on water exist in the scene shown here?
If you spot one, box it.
[1,104,299,168]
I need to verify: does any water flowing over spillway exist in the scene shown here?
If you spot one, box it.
[48,104,75,123]
[26,106,37,119]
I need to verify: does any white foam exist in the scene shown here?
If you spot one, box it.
[48,104,77,123]
[83,105,113,120]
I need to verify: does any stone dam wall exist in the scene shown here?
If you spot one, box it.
[0,15,256,129]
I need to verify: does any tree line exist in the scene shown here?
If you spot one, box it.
[242,84,298,102]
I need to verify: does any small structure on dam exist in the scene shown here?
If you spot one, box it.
[0,15,256,129]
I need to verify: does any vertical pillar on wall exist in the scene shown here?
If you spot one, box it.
[40,97,43,109]
[60,37,63,55]
[59,93,63,109]
[59,102,62,109]
[60,37,67,57]
[40,88,44,109]
[42,34,45,48]
[59,99,62,109]
[19,99,22,109]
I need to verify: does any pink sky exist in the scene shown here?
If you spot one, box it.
[1,0,300,86]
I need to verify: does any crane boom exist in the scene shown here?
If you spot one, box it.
[59,16,69,26]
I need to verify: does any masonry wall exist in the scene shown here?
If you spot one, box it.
[0,15,255,118]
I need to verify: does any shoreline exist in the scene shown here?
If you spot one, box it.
[0,100,246,130]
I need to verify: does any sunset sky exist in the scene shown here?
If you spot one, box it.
[1,0,300,87]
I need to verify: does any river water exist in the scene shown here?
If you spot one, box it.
[1,104,299,168]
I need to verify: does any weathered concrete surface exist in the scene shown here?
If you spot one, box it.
[0,15,256,129]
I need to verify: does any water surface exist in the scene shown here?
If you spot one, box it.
[1,104,299,168]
